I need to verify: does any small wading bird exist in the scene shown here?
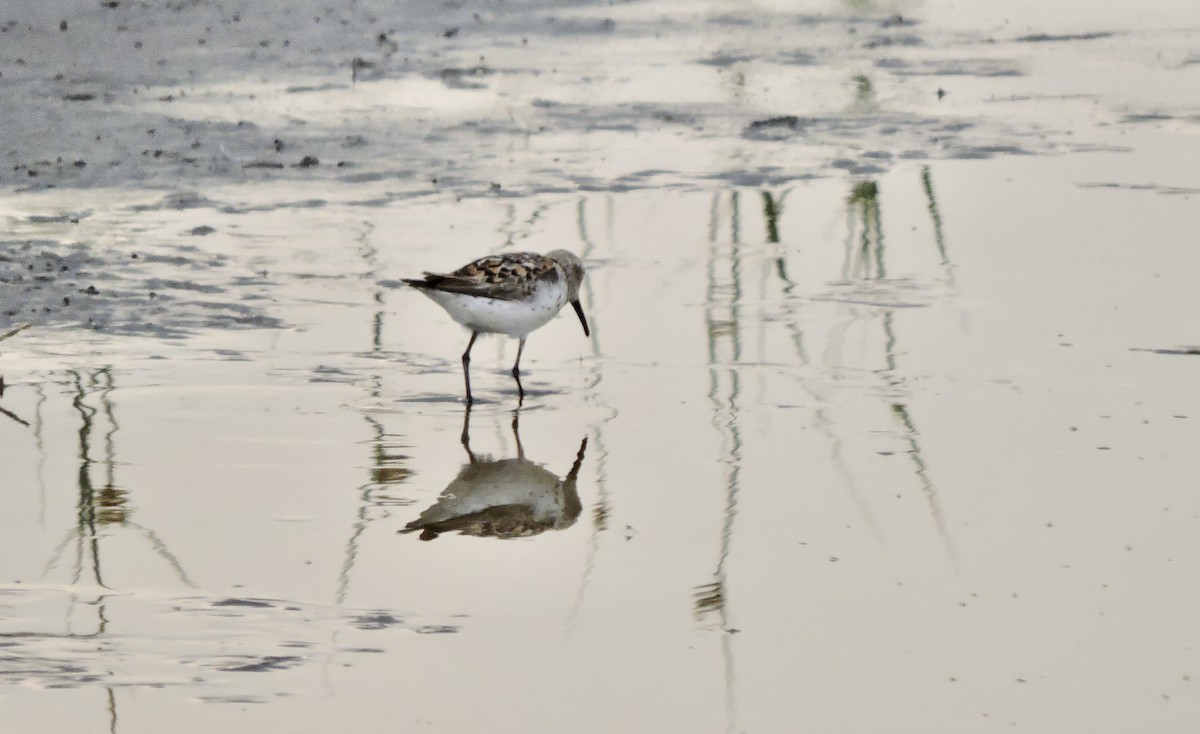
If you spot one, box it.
[403,250,589,404]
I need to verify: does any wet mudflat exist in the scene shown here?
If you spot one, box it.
[2,1,1199,731]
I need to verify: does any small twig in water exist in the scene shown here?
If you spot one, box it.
[0,323,31,343]
[0,324,32,404]
[0,404,29,427]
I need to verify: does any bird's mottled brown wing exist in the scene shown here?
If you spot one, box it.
[400,504,546,540]
[404,252,559,301]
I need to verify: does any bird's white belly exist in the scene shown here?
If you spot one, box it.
[423,282,567,337]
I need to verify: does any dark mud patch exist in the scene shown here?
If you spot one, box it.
[217,655,303,673]
[705,168,821,188]
[351,613,408,630]
[0,651,99,687]
[1077,182,1200,196]
[0,1,1131,200]
[26,211,93,224]
[739,113,1045,165]
[745,115,806,137]
[1014,31,1115,43]
[943,144,1032,159]
[1119,111,1200,126]
[1129,346,1200,356]
[130,191,224,212]
[212,597,276,608]
[874,57,1023,77]
[861,33,923,49]
[0,239,283,337]
[697,52,757,68]
[437,65,493,90]
[391,394,472,405]
[0,586,456,692]
[696,48,819,68]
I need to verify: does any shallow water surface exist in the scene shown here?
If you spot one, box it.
[5,161,1199,731]
[2,0,1200,732]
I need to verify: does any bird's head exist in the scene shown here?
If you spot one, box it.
[545,249,589,337]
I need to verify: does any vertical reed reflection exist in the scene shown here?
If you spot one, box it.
[766,186,884,536]
[890,402,958,565]
[564,194,617,634]
[761,191,782,245]
[339,405,414,604]
[921,166,955,287]
[340,220,414,604]
[699,192,743,621]
[499,202,550,250]
[699,190,744,734]
[841,176,954,559]
[34,380,49,525]
[846,180,885,280]
[766,173,959,556]
[71,369,105,588]
[97,369,125,526]
[24,365,187,734]
[850,73,879,113]
[47,369,194,592]
[106,687,118,734]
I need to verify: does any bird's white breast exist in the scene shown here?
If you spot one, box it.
[421,279,568,337]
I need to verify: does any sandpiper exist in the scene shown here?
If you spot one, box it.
[403,250,589,404]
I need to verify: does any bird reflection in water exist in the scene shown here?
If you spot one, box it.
[400,408,587,541]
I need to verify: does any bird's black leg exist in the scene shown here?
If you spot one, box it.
[511,410,525,459]
[511,337,526,406]
[462,331,479,405]
[460,403,477,463]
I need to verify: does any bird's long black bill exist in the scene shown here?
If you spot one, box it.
[571,299,590,337]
